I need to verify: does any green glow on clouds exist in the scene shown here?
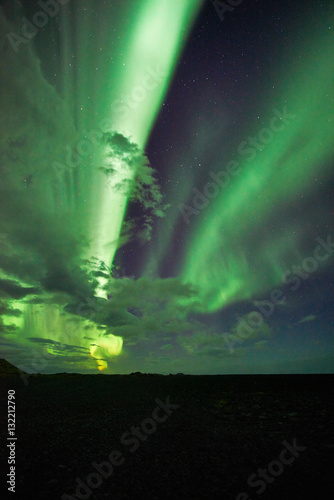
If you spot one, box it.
[0,0,204,371]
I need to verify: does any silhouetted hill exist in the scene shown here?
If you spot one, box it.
[0,358,24,375]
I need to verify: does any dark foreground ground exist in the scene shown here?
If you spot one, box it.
[0,373,333,499]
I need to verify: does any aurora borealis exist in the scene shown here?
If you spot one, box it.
[0,0,333,375]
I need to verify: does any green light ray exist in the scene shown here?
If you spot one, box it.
[58,0,203,286]
[181,32,334,312]
[87,0,204,277]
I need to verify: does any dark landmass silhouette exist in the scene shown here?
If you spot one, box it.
[0,358,26,375]
[0,359,333,499]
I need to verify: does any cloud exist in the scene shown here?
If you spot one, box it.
[27,337,61,345]
[0,5,100,354]
[0,5,175,363]
[0,279,39,299]
[177,331,227,356]
[0,300,22,316]
[254,340,269,350]
[296,314,317,324]
[94,277,201,342]
[0,321,20,335]
[230,312,272,341]
[99,132,169,243]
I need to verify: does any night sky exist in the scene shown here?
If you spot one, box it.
[0,0,333,374]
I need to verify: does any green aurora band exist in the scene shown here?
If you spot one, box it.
[180,30,334,312]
